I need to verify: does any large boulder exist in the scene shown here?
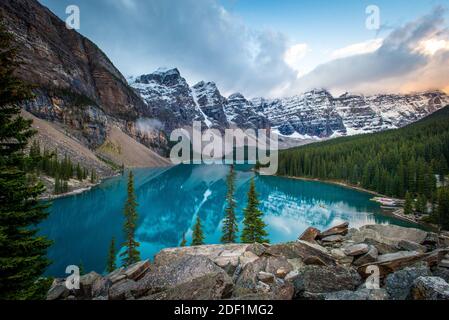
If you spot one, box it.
[91,277,112,299]
[233,257,294,300]
[349,225,432,256]
[324,288,389,300]
[265,256,293,275]
[77,272,102,299]
[364,238,399,254]
[344,244,369,256]
[358,249,448,277]
[235,257,267,290]
[141,272,234,300]
[298,227,321,243]
[352,225,428,246]
[330,249,353,265]
[321,235,344,243]
[154,244,250,266]
[398,240,427,253]
[318,222,349,239]
[353,246,378,267]
[257,271,275,284]
[384,264,431,300]
[292,265,361,298]
[47,279,70,301]
[238,251,260,269]
[432,267,449,283]
[303,256,327,266]
[108,279,138,300]
[410,276,449,300]
[124,260,151,281]
[422,232,440,248]
[106,267,126,284]
[133,255,226,297]
[265,241,336,267]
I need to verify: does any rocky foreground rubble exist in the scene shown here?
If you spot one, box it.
[47,223,449,300]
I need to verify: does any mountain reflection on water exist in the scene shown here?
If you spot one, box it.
[41,164,417,276]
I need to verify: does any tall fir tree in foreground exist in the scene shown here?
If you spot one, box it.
[192,216,205,246]
[241,178,269,244]
[0,22,52,300]
[106,237,117,273]
[120,171,140,267]
[221,165,238,244]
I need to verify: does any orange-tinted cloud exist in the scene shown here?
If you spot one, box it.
[288,7,449,96]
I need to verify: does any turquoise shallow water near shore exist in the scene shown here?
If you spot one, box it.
[40,164,418,276]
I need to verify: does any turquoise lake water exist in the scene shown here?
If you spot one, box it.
[40,164,418,276]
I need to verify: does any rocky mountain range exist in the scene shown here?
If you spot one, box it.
[130,68,270,132]
[130,69,449,140]
[255,90,449,138]
[2,0,449,170]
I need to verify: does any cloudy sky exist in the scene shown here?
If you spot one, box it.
[40,0,449,98]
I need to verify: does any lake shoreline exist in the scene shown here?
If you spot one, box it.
[39,172,122,201]
[278,175,387,197]
[278,174,435,229]
[39,164,174,201]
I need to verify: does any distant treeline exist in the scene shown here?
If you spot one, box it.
[26,140,98,194]
[278,106,449,200]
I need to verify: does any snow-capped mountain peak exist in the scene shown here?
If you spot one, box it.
[129,68,449,142]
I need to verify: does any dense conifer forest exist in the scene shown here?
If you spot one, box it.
[278,106,449,230]
[278,105,449,198]
[26,140,97,194]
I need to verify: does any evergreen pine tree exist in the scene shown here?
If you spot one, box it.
[76,163,83,181]
[404,192,414,215]
[241,178,269,244]
[191,216,205,246]
[90,169,97,183]
[180,232,187,247]
[415,194,427,214]
[120,171,140,267]
[0,23,52,299]
[28,140,41,171]
[106,237,117,273]
[54,174,61,194]
[63,180,69,194]
[221,165,238,244]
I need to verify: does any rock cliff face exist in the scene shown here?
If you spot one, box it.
[131,68,206,132]
[0,0,144,118]
[253,89,345,138]
[47,223,449,300]
[0,0,169,155]
[130,69,270,132]
[192,81,229,129]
